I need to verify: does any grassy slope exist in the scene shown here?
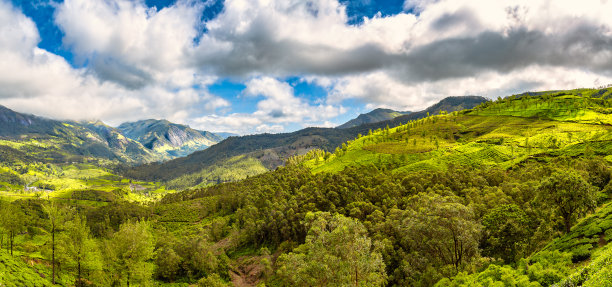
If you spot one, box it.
[306,88,612,174]
[0,252,54,287]
[0,162,172,204]
[165,155,268,189]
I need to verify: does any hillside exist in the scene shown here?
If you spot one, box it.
[2,88,612,287]
[0,105,158,164]
[124,96,487,185]
[337,108,410,129]
[118,119,223,158]
[0,106,224,165]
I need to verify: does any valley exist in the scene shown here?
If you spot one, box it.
[0,89,612,286]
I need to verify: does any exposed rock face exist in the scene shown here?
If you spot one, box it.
[118,119,223,158]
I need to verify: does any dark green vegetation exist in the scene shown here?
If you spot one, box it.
[125,96,487,188]
[2,89,612,286]
[337,108,410,129]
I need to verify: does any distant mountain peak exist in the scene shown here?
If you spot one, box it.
[117,119,223,158]
[338,108,410,129]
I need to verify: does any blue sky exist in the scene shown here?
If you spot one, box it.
[1,0,612,134]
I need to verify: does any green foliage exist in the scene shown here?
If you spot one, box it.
[435,264,540,287]
[103,219,155,286]
[0,251,53,286]
[537,170,598,233]
[482,204,532,262]
[276,212,386,286]
[57,214,102,286]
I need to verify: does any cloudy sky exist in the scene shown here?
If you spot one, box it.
[1,0,612,134]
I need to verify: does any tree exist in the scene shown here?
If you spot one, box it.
[43,202,66,284]
[481,204,531,262]
[0,202,25,256]
[276,212,386,287]
[104,220,155,286]
[58,214,101,286]
[537,170,597,233]
[399,193,481,276]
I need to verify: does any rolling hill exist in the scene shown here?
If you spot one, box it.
[123,96,487,186]
[2,88,612,287]
[0,105,224,165]
[0,105,158,164]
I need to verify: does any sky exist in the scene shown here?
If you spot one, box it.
[1,0,612,135]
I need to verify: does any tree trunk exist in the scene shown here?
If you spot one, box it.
[77,259,81,287]
[52,226,56,285]
[564,217,572,234]
[10,231,13,256]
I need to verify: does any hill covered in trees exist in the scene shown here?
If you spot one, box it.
[124,96,487,188]
[1,88,612,286]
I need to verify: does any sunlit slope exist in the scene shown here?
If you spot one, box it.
[306,88,612,174]
[0,252,53,287]
[0,162,170,204]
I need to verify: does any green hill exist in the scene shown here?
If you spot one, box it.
[123,96,486,186]
[0,105,159,164]
[2,88,612,287]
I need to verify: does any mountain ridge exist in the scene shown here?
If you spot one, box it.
[0,105,222,163]
[124,95,488,183]
[338,108,410,129]
[118,119,223,158]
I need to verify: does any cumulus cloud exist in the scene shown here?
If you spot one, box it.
[193,0,612,110]
[0,0,226,126]
[190,77,344,134]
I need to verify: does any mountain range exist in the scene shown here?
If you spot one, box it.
[0,105,225,164]
[337,108,410,129]
[124,96,487,185]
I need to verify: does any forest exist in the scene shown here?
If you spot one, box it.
[1,89,612,286]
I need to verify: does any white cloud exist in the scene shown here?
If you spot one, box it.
[190,77,344,134]
[321,65,612,111]
[0,0,226,127]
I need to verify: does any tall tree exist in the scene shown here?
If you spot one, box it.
[400,193,481,277]
[0,202,25,256]
[482,204,531,262]
[43,202,66,284]
[58,214,101,286]
[537,170,597,233]
[276,212,386,287]
[105,220,155,286]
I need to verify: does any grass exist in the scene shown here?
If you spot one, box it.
[0,251,54,287]
[0,162,174,204]
[305,89,612,175]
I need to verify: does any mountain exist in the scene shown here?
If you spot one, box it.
[118,119,223,158]
[124,96,487,184]
[337,108,410,129]
[216,132,239,139]
[0,105,158,163]
[0,106,222,165]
